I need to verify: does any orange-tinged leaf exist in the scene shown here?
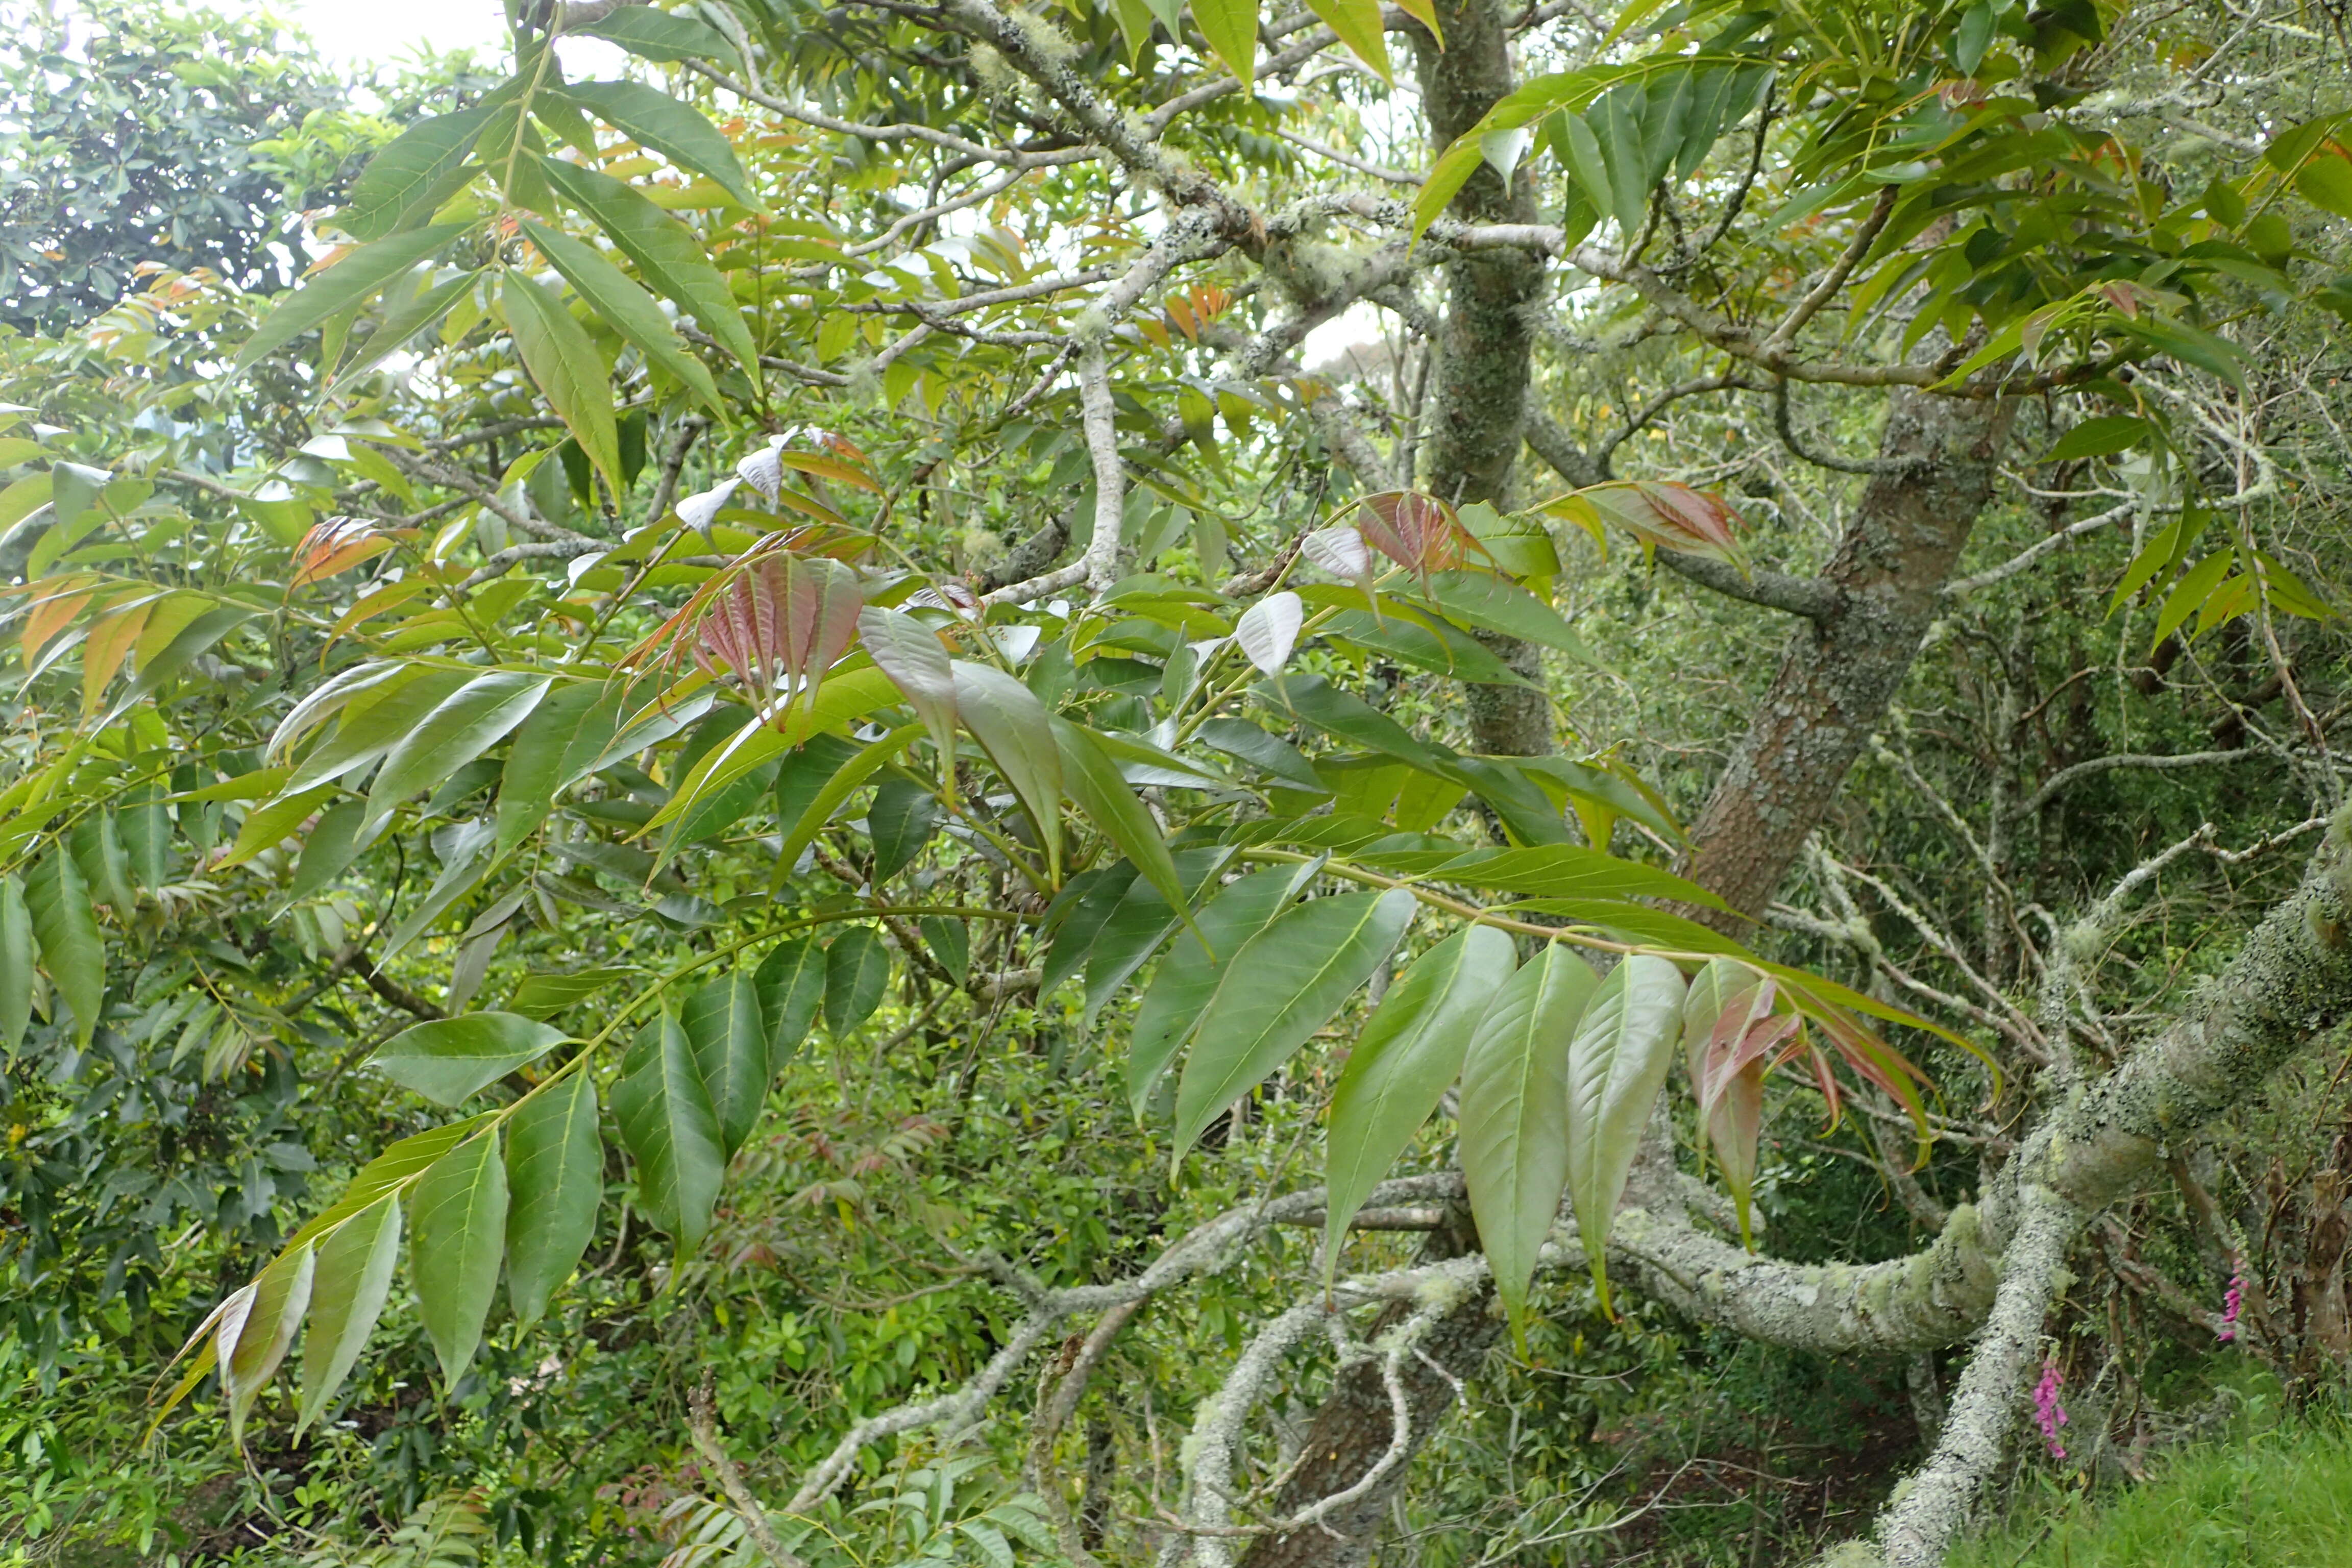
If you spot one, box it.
[777,450,879,493]
[20,580,95,663]
[80,599,156,718]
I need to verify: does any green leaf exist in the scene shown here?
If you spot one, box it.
[823,926,891,1036]
[576,6,738,62]
[372,1013,567,1106]
[1191,0,1259,92]
[291,800,371,902]
[519,217,721,410]
[1302,0,1389,81]
[682,972,769,1155]
[297,1197,401,1433]
[503,1073,602,1330]
[284,1116,494,1253]
[222,782,341,868]
[496,680,624,858]
[540,157,758,376]
[612,1014,725,1250]
[1437,844,1732,914]
[1562,954,1685,1314]
[24,851,102,1047]
[285,668,475,795]
[1322,607,1537,688]
[868,776,943,884]
[2039,415,2153,463]
[1198,718,1328,793]
[368,672,552,834]
[1052,718,1193,923]
[0,875,31,1053]
[410,1131,508,1386]
[1171,889,1414,1163]
[1322,925,1515,1283]
[1082,846,1231,1027]
[235,226,469,374]
[952,662,1063,881]
[1417,571,1604,667]
[921,916,970,986]
[2152,550,2234,650]
[501,272,622,493]
[1459,944,1598,1342]
[2296,149,2352,220]
[1125,860,1309,1114]
[550,81,759,208]
[1413,135,1486,236]
[778,724,922,874]
[509,967,633,1020]
[1042,864,1139,998]
[859,607,959,769]
[224,1243,314,1439]
[338,101,503,241]
[1253,674,1452,775]
[754,938,827,1072]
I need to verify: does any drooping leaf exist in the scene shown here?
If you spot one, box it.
[298,1197,401,1433]
[1041,864,1139,998]
[551,81,759,208]
[1301,0,1390,81]
[1051,718,1191,922]
[408,1130,508,1386]
[24,851,102,1047]
[867,776,943,883]
[612,1013,725,1250]
[777,724,921,872]
[681,972,769,1155]
[754,938,827,1072]
[1080,847,1230,1027]
[1562,954,1686,1314]
[504,1073,603,1329]
[1190,0,1259,92]
[1322,925,1516,1285]
[519,218,721,410]
[952,661,1063,880]
[1254,674,1452,776]
[368,672,553,834]
[0,875,31,1053]
[372,1013,567,1106]
[501,271,623,493]
[235,226,470,373]
[823,926,891,1036]
[540,156,758,374]
[1172,889,1415,1165]
[859,605,960,768]
[223,1243,314,1440]
[1125,860,1314,1116]
[1459,943,1598,1342]
[1417,571,1605,668]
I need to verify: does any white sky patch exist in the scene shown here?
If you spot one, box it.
[228,2,627,77]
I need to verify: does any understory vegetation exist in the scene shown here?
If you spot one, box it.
[2,1,2350,1565]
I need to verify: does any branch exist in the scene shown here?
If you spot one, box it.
[2011,747,2259,820]
[1942,501,2134,598]
[687,1381,808,1568]
[1868,1184,2077,1568]
[1079,340,1126,595]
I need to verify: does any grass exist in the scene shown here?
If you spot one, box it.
[1951,1418,2352,1567]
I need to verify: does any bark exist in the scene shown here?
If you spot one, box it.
[1235,9,1540,1564]
[1675,388,2017,928]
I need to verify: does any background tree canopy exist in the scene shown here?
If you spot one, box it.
[1,2,2349,1566]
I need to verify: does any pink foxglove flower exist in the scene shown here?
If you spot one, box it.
[2032,1361,2069,1459]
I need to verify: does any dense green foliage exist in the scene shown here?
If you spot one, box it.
[1,0,2348,1565]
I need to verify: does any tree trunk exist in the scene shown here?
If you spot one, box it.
[1676,389,2017,928]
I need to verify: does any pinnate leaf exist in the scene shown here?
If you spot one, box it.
[372,1013,566,1106]
[1172,889,1414,1164]
[1459,944,1597,1342]
[1562,954,1686,1315]
[504,1073,603,1329]
[409,1130,508,1386]
[1322,925,1515,1283]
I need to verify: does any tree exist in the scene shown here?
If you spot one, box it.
[0,2,373,335]
[3,1,2349,1564]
